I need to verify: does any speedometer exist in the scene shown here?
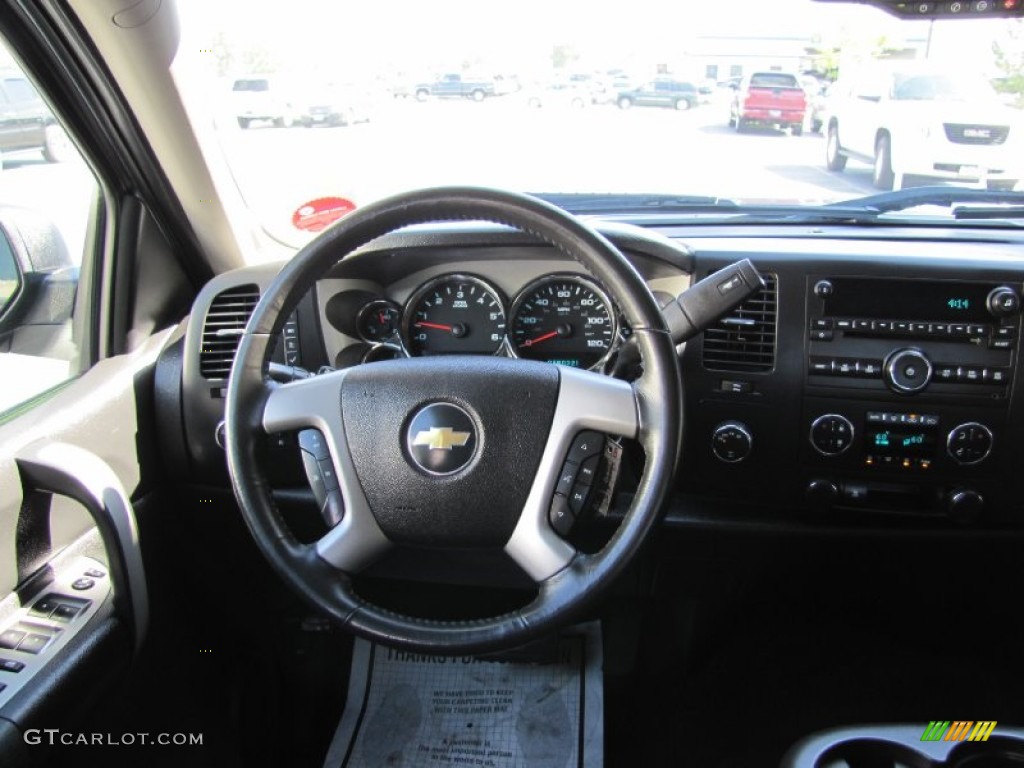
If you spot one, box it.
[510,276,616,370]
[403,275,506,356]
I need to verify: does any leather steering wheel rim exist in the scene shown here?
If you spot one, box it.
[224,186,682,654]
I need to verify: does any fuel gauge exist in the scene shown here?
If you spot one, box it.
[357,299,401,343]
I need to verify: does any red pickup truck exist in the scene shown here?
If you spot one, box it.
[729,72,808,135]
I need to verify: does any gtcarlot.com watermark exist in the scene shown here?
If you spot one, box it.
[25,730,203,747]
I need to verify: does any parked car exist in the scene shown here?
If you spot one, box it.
[826,65,1024,190]
[523,82,589,109]
[298,83,373,127]
[617,79,699,110]
[414,73,498,101]
[729,71,808,134]
[229,75,302,128]
[0,72,71,162]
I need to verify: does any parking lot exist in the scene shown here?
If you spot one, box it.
[0,93,895,258]
[217,94,885,240]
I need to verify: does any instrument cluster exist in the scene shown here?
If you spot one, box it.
[325,272,620,372]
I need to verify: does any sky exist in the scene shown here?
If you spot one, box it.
[175,0,1017,79]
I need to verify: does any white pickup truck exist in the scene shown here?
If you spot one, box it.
[825,66,1023,191]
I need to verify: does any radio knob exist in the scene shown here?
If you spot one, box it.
[987,286,1021,318]
[813,280,834,299]
[712,421,753,463]
[884,348,932,394]
[805,478,839,511]
[946,422,993,465]
[810,414,854,456]
[946,489,984,525]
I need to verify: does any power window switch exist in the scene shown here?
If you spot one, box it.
[0,630,25,650]
[52,604,82,622]
[17,633,52,655]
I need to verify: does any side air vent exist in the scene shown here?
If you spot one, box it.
[199,284,260,379]
[701,273,777,373]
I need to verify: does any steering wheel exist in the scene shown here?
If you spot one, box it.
[224,187,681,654]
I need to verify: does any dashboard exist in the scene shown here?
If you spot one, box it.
[164,219,1024,536]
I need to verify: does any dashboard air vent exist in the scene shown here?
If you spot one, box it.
[199,284,260,379]
[701,273,777,373]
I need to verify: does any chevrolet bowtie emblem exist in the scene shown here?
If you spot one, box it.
[411,426,471,451]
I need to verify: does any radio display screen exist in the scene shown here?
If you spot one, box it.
[822,278,994,322]
[864,425,937,457]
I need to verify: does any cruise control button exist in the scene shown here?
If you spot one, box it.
[555,462,578,495]
[300,451,327,508]
[71,578,95,591]
[17,633,51,655]
[0,630,26,650]
[0,658,25,673]
[567,431,603,464]
[549,495,575,537]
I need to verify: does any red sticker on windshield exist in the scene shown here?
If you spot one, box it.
[291,197,357,232]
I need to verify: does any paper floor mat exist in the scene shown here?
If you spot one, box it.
[324,623,602,768]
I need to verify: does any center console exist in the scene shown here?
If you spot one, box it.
[801,276,1020,522]
[680,263,1024,528]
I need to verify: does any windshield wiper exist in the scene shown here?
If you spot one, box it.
[828,186,1024,214]
[533,192,735,213]
[536,187,1024,224]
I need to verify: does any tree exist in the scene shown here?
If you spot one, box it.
[993,20,1024,108]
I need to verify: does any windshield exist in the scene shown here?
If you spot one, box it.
[173,1,1024,250]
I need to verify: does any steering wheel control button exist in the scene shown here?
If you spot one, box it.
[947,422,993,465]
[318,460,339,492]
[711,421,753,463]
[810,414,854,456]
[568,483,593,516]
[0,658,25,673]
[549,494,575,537]
[567,431,604,464]
[83,568,105,579]
[555,462,578,495]
[71,578,95,591]
[406,402,477,476]
[300,450,328,509]
[298,429,330,460]
[577,455,600,485]
[884,348,933,393]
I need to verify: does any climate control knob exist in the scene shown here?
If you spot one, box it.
[947,422,993,465]
[712,421,753,463]
[946,489,984,524]
[884,348,932,394]
[810,414,854,456]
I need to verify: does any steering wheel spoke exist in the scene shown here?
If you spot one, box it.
[261,369,391,572]
[506,367,639,582]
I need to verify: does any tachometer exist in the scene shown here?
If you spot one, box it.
[403,275,506,356]
[510,276,616,369]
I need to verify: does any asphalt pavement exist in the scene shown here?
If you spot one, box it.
[217,93,883,242]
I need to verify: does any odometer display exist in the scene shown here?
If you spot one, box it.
[510,276,615,369]
[403,275,506,356]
